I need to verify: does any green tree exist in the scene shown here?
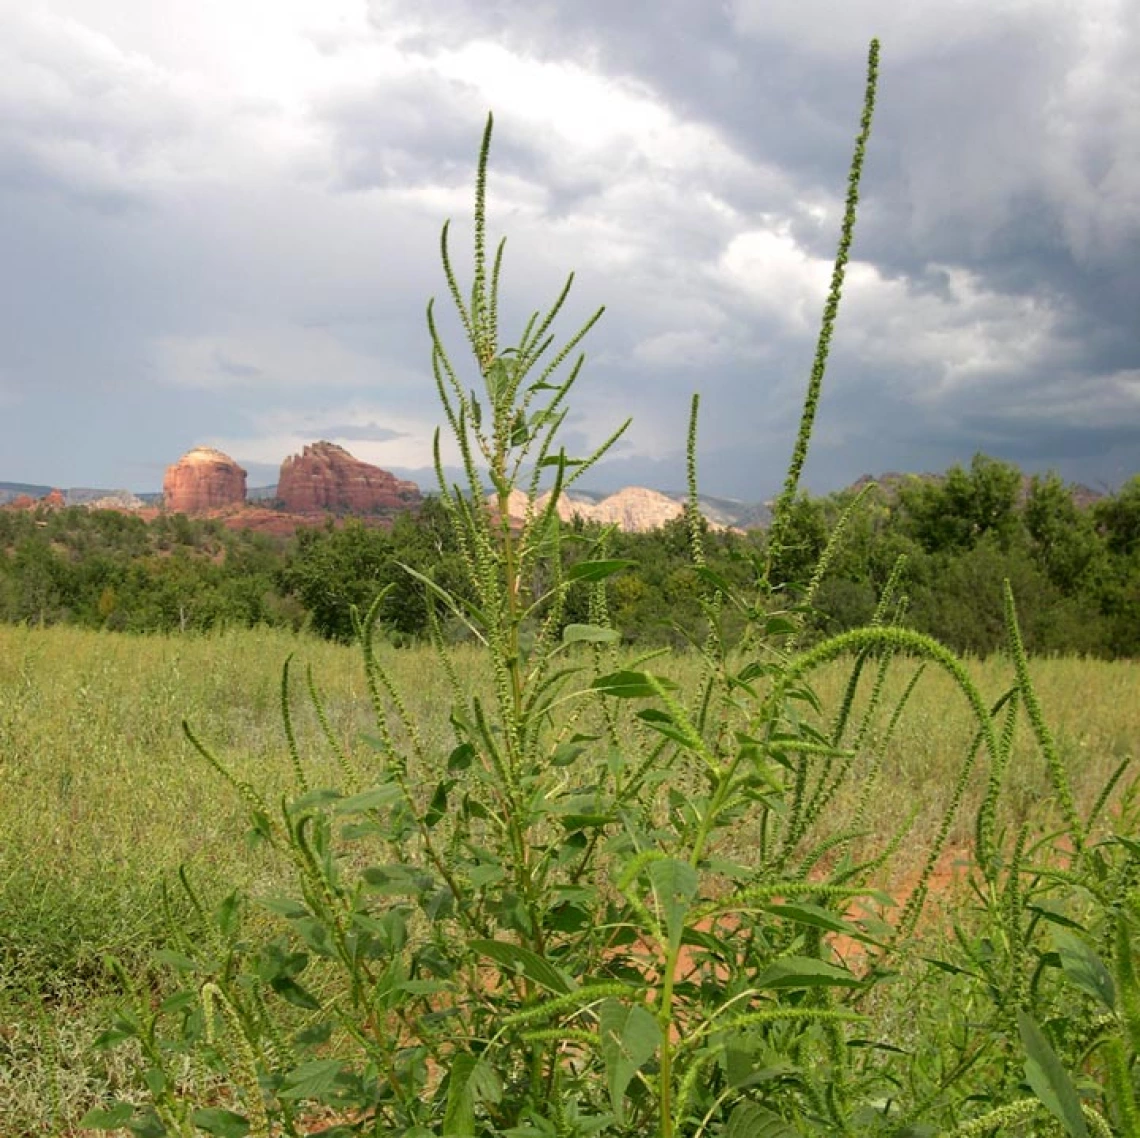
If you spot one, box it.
[1024,472,1103,594]
[899,453,1022,553]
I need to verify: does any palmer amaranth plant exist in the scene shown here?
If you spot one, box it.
[85,41,1139,1138]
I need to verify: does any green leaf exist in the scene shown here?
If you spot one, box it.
[424,779,454,828]
[1018,1009,1089,1138]
[443,1054,502,1136]
[158,989,199,1016]
[764,902,874,942]
[331,785,402,814]
[562,623,620,645]
[288,787,343,813]
[726,1102,798,1138]
[257,896,310,920]
[190,1107,251,1137]
[566,559,635,583]
[79,1104,135,1129]
[646,858,698,950]
[279,1058,345,1102]
[153,949,199,974]
[692,565,735,595]
[551,738,593,766]
[448,743,476,772]
[636,707,692,747]
[362,864,434,895]
[598,1000,660,1124]
[754,956,861,990]
[471,939,572,994]
[592,671,676,699]
[1055,931,1115,1010]
[91,1026,135,1050]
[485,358,510,402]
[270,975,322,1011]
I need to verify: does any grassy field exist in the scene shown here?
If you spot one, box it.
[1,623,1137,1134]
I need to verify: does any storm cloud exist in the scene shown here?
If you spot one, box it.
[1,0,1136,498]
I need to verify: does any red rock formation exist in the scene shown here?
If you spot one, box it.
[4,489,66,511]
[276,441,421,514]
[163,447,247,514]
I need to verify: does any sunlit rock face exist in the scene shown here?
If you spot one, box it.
[276,441,421,514]
[494,486,689,532]
[163,447,247,513]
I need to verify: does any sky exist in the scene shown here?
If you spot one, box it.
[1,0,1138,500]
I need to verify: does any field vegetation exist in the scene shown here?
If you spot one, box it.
[1,625,1138,1134]
[2,40,1139,1138]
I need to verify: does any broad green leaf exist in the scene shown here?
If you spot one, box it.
[362,864,434,895]
[91,1026,135,1050]
[471,939,572,994]
[566,559,636,583]
[216,891,241,938]
[562,623,620,645]
[636,707,692,747]
[592,671,677,699]
[341,820,386,840]
[485,358,510,401]
[726,1102,798,1138]
[1055,931,1115,1010]
[153,949,199,974]
[1018,1009,1089,1138]
[764,614,800,636]
[256,896,310,920]
[190,1107,251,1138]
[764,902,874,942]
[448,743,476,772]
[692,565,735,595]
[424,779,453,828]
[551,738,593,766]
[279,1058,345,1102]
[331,785,402,814]
[158,989,198,1016]
[444,1054,502,1136]
[288,787,343,813]
[754,956,861,990]
[599,1000,660,1124]
[79,1104,134,1129]
[295,1020,333,1046]
[646,858,698,950]
[270,975,322,1011]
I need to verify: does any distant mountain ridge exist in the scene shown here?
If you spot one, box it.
[1,462,1112,531]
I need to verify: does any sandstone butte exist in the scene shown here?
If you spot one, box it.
[276,441,422,515]
[163,447,247,513]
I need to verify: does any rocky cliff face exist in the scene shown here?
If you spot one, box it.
[573,487,686,531]
[277,441,421,514]
[163,448,247,513]
[496,486,690,533]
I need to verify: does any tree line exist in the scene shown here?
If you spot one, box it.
[0,454,1136,656]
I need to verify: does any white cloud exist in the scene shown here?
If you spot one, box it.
[207,402,458,475]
